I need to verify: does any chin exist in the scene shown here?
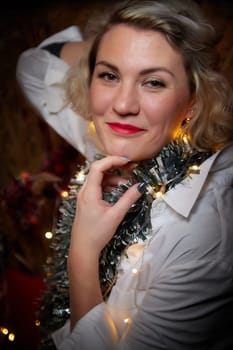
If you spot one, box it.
[103,141,158,161]
[108,149,151,162]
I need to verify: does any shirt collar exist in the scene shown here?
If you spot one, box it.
[162,142,233,218]
[162,148,220,218]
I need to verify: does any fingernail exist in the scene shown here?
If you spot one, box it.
[137,182,147,193]
[120,156,130,162]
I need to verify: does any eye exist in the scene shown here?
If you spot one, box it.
[98,71,118,81]
[143,78,166,89]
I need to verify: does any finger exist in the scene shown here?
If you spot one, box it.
[123,162,138,172]
[110,183,146,221]
[84,156,130,194]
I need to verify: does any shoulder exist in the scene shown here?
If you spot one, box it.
[149,171,233,274]
[207,142,233,187]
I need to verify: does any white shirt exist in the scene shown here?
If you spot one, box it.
[16,26,99,161]
[52,143,233,350]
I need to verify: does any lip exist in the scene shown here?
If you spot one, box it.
[107,122,146,135]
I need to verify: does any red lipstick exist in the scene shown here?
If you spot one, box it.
[107,122,145,135]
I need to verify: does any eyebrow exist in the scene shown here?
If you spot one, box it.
[95,60,175,78]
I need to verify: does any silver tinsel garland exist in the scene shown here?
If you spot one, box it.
[39,139,212,349]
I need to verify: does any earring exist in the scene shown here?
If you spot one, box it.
[187,107,195,120]
[182,116,191,126]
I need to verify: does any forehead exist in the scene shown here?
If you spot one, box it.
[96,24,185,71]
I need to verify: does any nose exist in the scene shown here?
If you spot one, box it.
[112,82,140,116]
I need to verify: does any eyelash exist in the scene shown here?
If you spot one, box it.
[97,72,166,89]
[143,78,166,88]
[98,72,117,81]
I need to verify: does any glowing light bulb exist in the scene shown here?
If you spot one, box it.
[45,231,53,239]
[183,135,189,144]
[189,165,200,174]
[61,190,69,198]
[132,268,138,274]
[89,121,96,132]
[1,327,9,335]
[8,333,15,341]
[153,191,163,199]
[124,318,130,324]
[35,320,40,327]
[76,171,86,184]
[152,184,166,199]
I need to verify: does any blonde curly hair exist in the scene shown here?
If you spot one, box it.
[65,0,233,152]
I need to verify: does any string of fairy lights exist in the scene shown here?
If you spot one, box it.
[0,187,69,346]
[0,135,211,347]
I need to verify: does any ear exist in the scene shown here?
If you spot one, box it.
[184,99,196,122]
[185,109,193,122]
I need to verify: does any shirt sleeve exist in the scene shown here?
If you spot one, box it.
[52,303,119,350]
[16,26,98,159]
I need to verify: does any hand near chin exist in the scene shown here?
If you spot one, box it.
[70,156,143,256]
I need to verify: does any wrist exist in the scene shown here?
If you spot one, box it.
[68,247,99,275]
[41,41,67,57]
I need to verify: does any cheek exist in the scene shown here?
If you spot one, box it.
[89,83,111,116]
[89,84,99,114]
[145,94,188,128]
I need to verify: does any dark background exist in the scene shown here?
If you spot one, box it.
[0,1,232,349]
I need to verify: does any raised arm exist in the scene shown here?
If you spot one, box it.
[60,41,90,65]
[16,26,97,157]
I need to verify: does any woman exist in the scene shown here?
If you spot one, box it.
[24,0,233,349]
